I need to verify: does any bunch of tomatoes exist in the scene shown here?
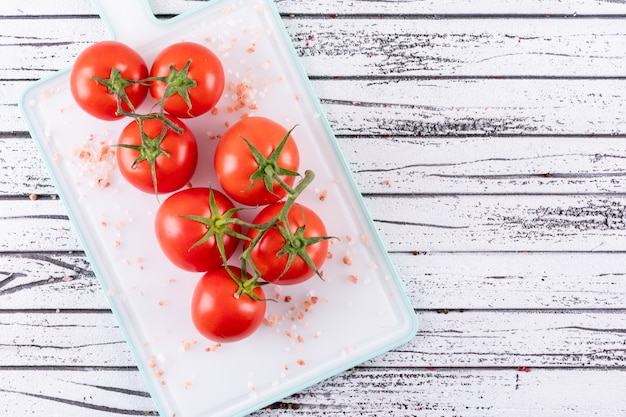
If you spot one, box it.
[70,40,332,343]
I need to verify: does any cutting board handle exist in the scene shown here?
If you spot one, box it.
[91,0,162,46]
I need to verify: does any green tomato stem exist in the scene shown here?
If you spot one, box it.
[101,65,331,295]
[237,169,323,283]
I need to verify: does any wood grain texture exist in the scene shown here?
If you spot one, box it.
[0,370,156,416]
[3,309,626,368]
[2,368,626,416]
[6,78,626,135]
[3,196,626,252]
[3,251,626,311]
[287,18,626,77]
[3,0,626,415]
[8,135,626,196]
[341,136,626,194]
[256,368,626,417]
[3,0,626,16]
[6,17,626,80]
[315,78,626,136]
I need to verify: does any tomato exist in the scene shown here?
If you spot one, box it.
[246,202,329,285]
[154,187,242,272]
[191,266,266,342]
[149,42,225,118]
[116,114,198,194]
[214,117,300,206]
[70,41,148,120]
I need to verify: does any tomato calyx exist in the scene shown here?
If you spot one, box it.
[153,60,198,117]
[180,188,249,266]
[274,217,332,281]
[229,267,268,302]
[92,67,140,115]
[242,125,300,196]
[179,189,271,302]
[114,118,173,196]
[240,170,334,282]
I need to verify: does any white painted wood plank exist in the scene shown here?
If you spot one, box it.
[3,195,626,252]
[6,78,626,135]
[3,251,626,310]
[6,136,626,196]
[286,18,626,77]
[2,368,626,416]
[0,253,109,310]
[364,194,626,252]
[0,200,79,252]
[2,310,626,368]
[0,20,107,80]
[257,368,626,417]
[314,78,626,136]
[395,252,626,309]
[0,139,57,196]
[0,369,155,417]
[0,312,132,367]
[379,310,626,367]
[267,0,626,15]
[0,1,98,16]
[2,81,32,132]
[339,136,626,194]
[5,18,626,80]
[3,0,626,16]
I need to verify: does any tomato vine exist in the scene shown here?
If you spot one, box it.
[71,40,335,341]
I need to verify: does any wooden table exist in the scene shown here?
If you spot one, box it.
[2,0,626,415]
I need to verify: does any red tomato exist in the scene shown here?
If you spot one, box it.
[70,41,148,120]
[149,42,225,118]
[191,266,266,342]
[154,188,241,272]
[246,202,329,285]
[214,117,300,206]
[116,114,198,194]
